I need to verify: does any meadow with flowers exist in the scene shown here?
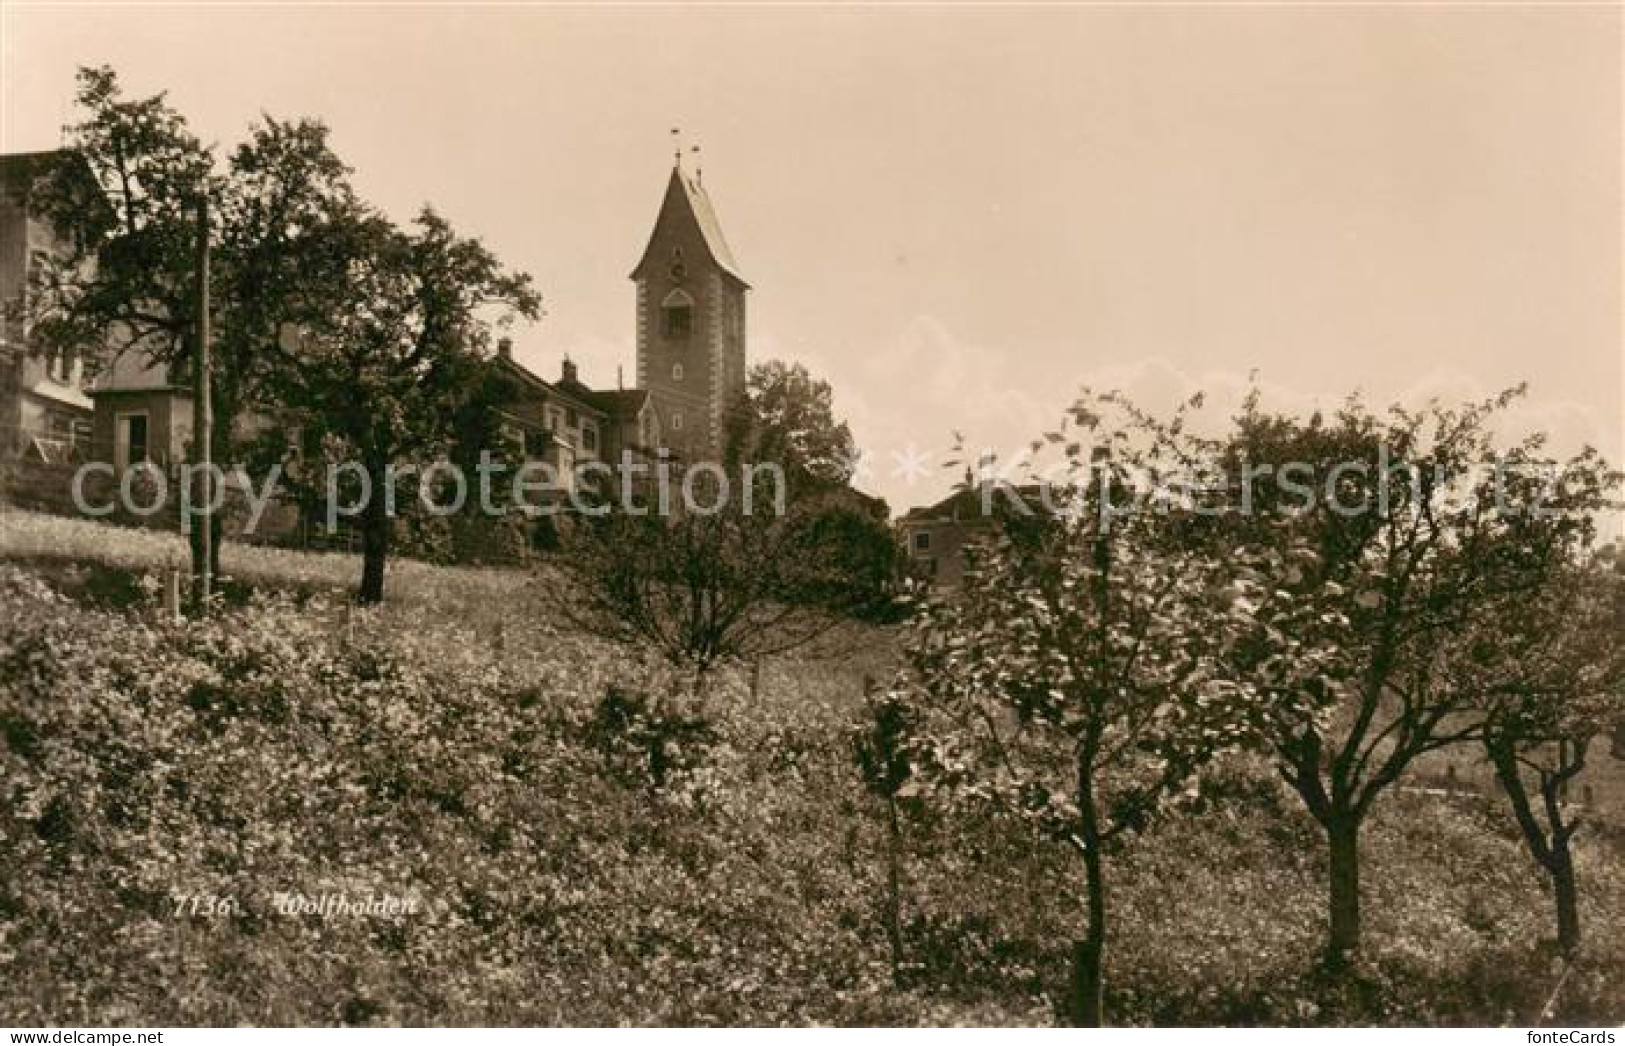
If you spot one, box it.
[2,509,1623,1026]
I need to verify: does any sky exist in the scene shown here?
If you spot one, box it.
[2,2,1620,519]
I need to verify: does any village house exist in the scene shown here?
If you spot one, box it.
[85,349,194,473]
[895,488,998,587]
[485,341,660,505]
[0,150,96,464]
[896,483,1047,586]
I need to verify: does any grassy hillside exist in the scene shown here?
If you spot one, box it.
[2,510,1622,1026]
[0,508,538,626]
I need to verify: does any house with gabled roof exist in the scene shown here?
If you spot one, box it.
[0,150,98,464]
[487,341,660,498]
[897,483,1048,586]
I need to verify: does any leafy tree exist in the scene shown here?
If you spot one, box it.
[430,356,533,563]
[1222,389,1613,966]
[555,483,876,676]
[21,66,212,375]
[18,67,360,582]
[558,360,888,674]
[1454,548,1625,957]
[723,360,858,490]
[726,359,897,616]
[853,679,918,983]
[897,391,1307,1026]
[214,114,361,455]
[792,495,904,622]
[17,67,212,576]
[262,206,539,603]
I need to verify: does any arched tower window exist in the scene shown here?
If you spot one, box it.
[672,362,684,381]
[661,288,694,340]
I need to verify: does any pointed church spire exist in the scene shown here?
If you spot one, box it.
[630,149,748,288]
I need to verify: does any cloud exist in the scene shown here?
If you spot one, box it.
[809,316,1052,510]
[807,318,1620,524]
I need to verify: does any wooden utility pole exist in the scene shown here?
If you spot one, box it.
[191,194,213,612]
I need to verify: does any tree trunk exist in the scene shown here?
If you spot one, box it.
[884,795,903,985]
[1549,840,1580,958]
[1069,834,1107,1027]
[1325,812,1361,968]
[1487,735,1588,959]
[1069,761,1107,1028]
[358,484,389,604]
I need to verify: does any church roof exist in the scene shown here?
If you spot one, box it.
[588,388,651,419]
[631,164,749,289]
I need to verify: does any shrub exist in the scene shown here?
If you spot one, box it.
[589,683,717,790]
[0,550,1621,1026]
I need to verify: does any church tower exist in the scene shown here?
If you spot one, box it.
[631,155,748,461]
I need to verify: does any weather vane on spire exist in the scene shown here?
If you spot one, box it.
[671,127,682,165]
